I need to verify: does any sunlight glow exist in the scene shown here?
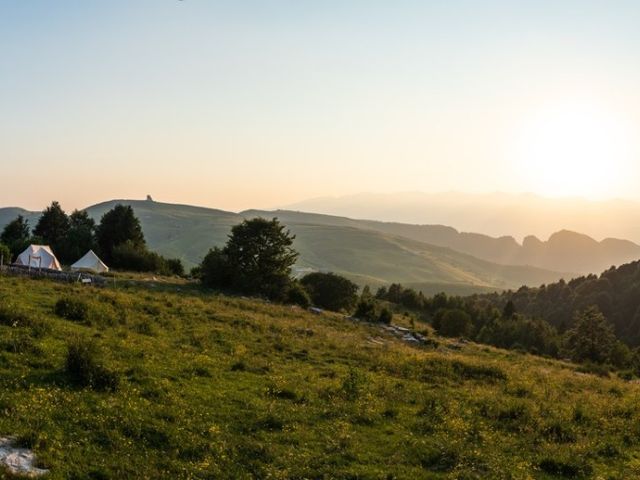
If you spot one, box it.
[514,102,633,199]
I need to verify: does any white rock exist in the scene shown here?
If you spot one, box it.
[0,437,49,477]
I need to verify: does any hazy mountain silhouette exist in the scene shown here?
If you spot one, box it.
[283,191,640,243]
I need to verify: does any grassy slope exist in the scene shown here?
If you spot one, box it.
[1,275,640,478]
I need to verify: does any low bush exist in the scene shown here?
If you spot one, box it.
[342,368,366,401]
[0,302,33,327]
[538,456,592,478]
[378,307,393,324]
[301,272,359,312]
[111,242,182,276]
[65,337,119,392]
[286,282,311,308]
[55,297,89,322]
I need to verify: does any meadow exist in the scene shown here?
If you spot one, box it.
[1,274,640,479]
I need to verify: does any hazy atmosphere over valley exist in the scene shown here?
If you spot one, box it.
[2,1,640,478]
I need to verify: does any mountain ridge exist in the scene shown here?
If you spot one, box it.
[0,199,575,294]
[3,198,639,291]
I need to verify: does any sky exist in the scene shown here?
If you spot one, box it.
[1,1,640,212]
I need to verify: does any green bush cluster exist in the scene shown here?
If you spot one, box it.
[54,296,90,322]
[65,337,119,392]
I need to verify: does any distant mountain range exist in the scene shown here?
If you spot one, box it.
[283,191,640,244]
[2,198,639,294]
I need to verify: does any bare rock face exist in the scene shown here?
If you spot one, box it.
[0,437,49,477]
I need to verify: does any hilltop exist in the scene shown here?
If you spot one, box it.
[1,274,640,478]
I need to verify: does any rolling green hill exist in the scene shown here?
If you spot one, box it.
[85,200,571,293]
[1,274,639,478]
[0,200,572,294]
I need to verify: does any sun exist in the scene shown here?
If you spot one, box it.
[513,102,632,199]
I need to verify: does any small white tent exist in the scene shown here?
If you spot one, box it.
[71,250,109,273]
[14,245,62,271]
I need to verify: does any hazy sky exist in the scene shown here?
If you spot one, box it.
[2,1,639,211]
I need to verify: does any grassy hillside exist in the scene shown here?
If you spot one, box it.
[85,200,569,293]
[0,200,574,293]
[1,275,640,478]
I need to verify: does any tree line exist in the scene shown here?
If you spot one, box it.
[374,281,640,374]
[0,202,183,276]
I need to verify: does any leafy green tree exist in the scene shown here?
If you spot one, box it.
[33,201,70,259]
[502,300,516,320]
[62,210,96,263]
[96,205,145,262]
[224,218,298,298]
[564,306,617,364]
[164,258,184,277]
[200,247,233,289]
[199,218,298,300]
[477,316,560,356]
[300,272,359,312]
[1,215,31,257]
[433,308,473,338]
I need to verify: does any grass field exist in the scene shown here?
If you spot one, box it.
[1,274,640,479]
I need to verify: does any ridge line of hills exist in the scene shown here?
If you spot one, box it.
[1,199,639,295]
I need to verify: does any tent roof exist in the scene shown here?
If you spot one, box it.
[14,245,62,271]
[71,250,109,272]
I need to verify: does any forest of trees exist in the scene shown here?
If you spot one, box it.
[375,268,640,373]
[0,202,183,276]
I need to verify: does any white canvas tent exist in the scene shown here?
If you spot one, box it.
[14,245,62,271]
[71,250,109,273]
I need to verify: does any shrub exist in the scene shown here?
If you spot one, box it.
[301,272,358,312]
[354,297,377,321]
[433,308,473,338]
[342,368,365,401]
[0,330,41,355]
[163,258,184,277]
[111,242,163,273]
[417,446,459,472]
[55,296,89,322]
[65,337,119,392]
[378,307,393,324]
[0,302,33,327]
[538,456,592,478]
[286,282,311,308]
